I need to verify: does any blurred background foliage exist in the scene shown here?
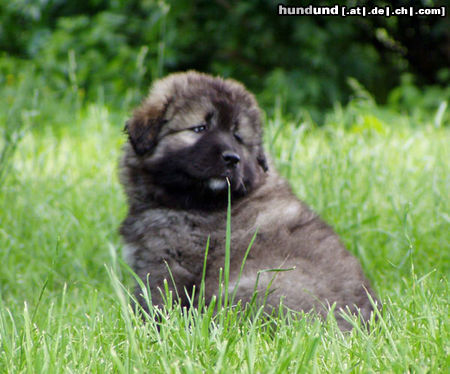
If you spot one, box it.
[0,0,449,122]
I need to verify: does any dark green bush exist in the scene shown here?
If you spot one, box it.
[0,0,448,120]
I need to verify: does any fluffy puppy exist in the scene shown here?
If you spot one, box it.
[119,71,378,329]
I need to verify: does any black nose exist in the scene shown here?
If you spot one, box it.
[222,151,240,167]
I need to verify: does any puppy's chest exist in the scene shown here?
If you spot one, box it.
[135,209,226,255]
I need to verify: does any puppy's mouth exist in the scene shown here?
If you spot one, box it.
[206,175,247,196]
[207,177,228,191]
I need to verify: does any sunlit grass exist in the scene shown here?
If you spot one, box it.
[0,101,448,372]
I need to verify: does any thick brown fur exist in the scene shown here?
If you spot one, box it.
[119,71,378,330]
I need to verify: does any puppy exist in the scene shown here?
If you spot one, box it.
[119,71,378,329]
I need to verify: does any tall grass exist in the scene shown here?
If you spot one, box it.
[0,71,40,186]
[0,93,448,372]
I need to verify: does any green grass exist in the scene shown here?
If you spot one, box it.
[0,100,449,373]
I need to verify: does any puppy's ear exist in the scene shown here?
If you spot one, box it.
[257,148,268,172]
[125,107,166,156]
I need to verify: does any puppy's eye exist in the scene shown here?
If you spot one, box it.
[234,132,243,143]
[191,124,208,133]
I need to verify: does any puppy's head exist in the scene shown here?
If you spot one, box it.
[123,71,268,208]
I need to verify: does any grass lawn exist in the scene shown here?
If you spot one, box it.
[0,102,448,373]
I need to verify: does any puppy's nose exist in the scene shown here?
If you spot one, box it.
[222,151,240,167]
